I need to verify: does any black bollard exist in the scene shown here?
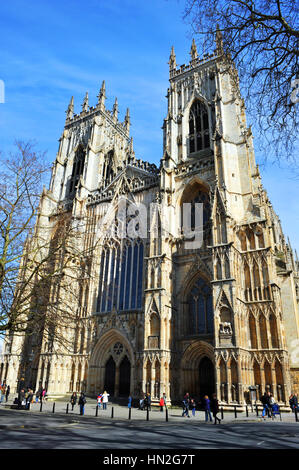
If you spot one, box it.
[111,406,114,419]
[96,405,98,417]
[295,407,298,422]
[129,407,131,420]
[251,404,253,413]
[234,406,237,418]
[221,407,224,420]
[66,404,69,414]
[166,406,168,422]
[52,402,55,413]
[147,407,149,421]
[40,401,43,412]
[256,404,259,416]
[246,405,249,417]
[279,406,282,421]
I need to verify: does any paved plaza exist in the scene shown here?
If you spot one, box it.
[0,398,299,449]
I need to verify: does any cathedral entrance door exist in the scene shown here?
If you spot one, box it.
[119,356,131,396]
[199,357,215,400]
[104,356,116,396]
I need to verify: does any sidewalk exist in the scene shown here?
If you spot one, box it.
[1,398,298,425]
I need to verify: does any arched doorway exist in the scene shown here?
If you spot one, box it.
[199,356,215,399]
[119,356,131,397]
[104,356,116,396]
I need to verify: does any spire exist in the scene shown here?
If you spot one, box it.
[66,96,74,120]
[113,97,118,120]
[168,46,176,71]
[124,107,130,133]
[97,80,106,108]
[190,38,198,60]
[216,24,224,54]
[81,92,89,113]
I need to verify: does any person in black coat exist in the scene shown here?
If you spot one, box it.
[26,389,34,409]
[5,385,10,403]
[210,393,221,424]
[78,392,86,415]
[70,392,77,411]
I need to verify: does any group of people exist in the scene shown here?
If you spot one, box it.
[0,382,10,403]
[139,393,168,411]
[182,393,221,424]
[96,391,110,410]
[261,391,279,419]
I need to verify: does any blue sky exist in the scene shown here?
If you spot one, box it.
[0,0,298,253]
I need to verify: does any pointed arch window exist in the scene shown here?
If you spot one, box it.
[97,239,144,313]
[187,276,213,335]
[69,146,85,194]
[189,100,210,154]
[102,150,115,187]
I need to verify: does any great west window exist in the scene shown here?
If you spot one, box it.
[97,239,144,312]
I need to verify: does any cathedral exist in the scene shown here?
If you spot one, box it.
[2,36,299,407]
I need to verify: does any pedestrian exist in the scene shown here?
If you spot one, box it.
[203,395,213,422]
[292,394,299,412]
[70,392,77,411]
[269,393,275,416]
[261,392,269,419]
[162,392,167,408]
[26,389,34,409]
[128,395,132,409]
[190,398,196,417]
[147,393,151,411]
[18,388,26,408]
[139,394,144,410]
[159,396,165,412]
[182,393,190,418]
[78,392,86,415]
[42,388,46,402]
[5,385,10,403]
[0,384,5,403]
[97,393,102,409]
[210,393,221,424]
[143,394,148,411]
[102,391,110,410]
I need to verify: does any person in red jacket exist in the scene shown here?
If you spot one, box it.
[159,396,165,412]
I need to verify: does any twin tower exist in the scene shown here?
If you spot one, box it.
[3,37,299,407]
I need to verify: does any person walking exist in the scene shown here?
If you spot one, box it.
[70,392,77,411]
[147,393,151,411]
[210,393,221,424]
[26,389,34,410]
[291,393,299,412]
[97,393,103,409]
[5,385,10,403]
[18,388,26,408]
[78,392,86,416]
[182,393,190,418]
[269,393,275,417]
[102,391,110,410]
[190,398,196,417]
[203,395,213,422]
[159,396,165,412]
[162,393,167,408]
[261,392,269,419]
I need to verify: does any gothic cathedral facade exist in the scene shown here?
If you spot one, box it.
[2,39,299,406]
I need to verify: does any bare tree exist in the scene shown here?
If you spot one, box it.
[184,0,299,167]
[0,142,94,357]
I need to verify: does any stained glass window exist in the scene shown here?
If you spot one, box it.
[188,277,213,334]
[97,239,144,313]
